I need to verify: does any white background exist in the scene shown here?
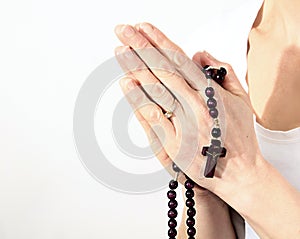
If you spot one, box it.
[0,0,241,238]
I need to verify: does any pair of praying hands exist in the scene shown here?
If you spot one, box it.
[114,22,266,213]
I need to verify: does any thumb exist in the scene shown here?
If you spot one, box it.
[192,51,248,99]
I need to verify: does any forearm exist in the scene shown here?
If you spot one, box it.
[227,156,300,239]
[178,187,236,239]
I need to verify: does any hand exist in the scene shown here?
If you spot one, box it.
[114,23,265,210]
[114,23,300,239]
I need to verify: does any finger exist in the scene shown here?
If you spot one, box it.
[115,45,186,133]
[119,75,171,166]
[119,76,177,157]
[135,22,208,91]
[119,77,194,184]
[114,24,195,94]
[193,51,249,102]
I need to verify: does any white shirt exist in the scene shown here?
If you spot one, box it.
[183,0,300,238]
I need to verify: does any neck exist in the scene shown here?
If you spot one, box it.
[258,0,300,28]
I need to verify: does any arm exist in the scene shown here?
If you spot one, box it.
[228,156,300,239]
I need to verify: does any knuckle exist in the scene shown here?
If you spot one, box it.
[136,38,149,49]
[148,105,162,122]
[151,82,167,98]
[223,63,234,74]
[174,50,188,66]
[155,59,176,78]
[130,91,145,106]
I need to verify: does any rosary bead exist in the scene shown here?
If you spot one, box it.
[209,108,219,118]
[184,179,195,189]
[172,163,181,172]
[167,190,177,200]
[187,227,196,237]
[203,67,213,78]
[207,98,217,108]
[205,87,215,98]
[211,128,221,138]
[219,67,227,76]
[186,217,195,227]
[168,228,177,237]
[214,74,225,85]
[169,180,178,190]
[187,208,196,217]
[185,198,195,208]
[168,219,177,228]
[168,209,178,218]
[185,189,195,199]
[168,200,178,209]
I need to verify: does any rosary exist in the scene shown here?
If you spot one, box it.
[167,66,227,239]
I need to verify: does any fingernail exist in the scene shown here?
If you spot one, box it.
[115,46,130,56]
[122,25,135,37]
[140,22,153,34]
[114,24,123,34]
[115,46,124,56]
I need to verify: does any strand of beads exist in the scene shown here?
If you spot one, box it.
[185,175,196,239]
[202,66,227,178]
[167,163,180,239]
[168,163,196,239]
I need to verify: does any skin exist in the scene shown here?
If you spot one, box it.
[247,0,300,131]
[114,0,300,237]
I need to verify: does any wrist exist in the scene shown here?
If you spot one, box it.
[227,155,300,238]
[233,154,272,217]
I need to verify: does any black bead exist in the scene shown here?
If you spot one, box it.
[172,163,181,172]
[168,228,177,237]
[168,218,177,228]
[204,69,213,79]
[185,189,194,198]
[187,208,196,217]
[167,190,176,200]
[184,179,195,189]
[169,180,178,190]
[211,139,221,147]
[205,87,215,98]
[219,67,227,76]
[186,198,195,208]
[209,108,219,118]
[207,98,217,108]
[214,74,224,85]
[211,70,218,80]
[187,227,196,236]
[168,209,178,218]
[168,200,178,209]
[211,128,221,138]
[186,217,195,227]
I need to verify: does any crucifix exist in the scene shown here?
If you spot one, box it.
[202,140,227,178]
